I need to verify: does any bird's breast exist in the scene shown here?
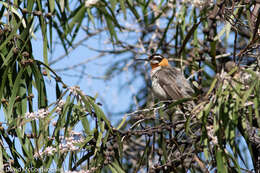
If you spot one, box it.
[151,74,169,100]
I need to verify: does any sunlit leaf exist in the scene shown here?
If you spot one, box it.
[216,149,228,173]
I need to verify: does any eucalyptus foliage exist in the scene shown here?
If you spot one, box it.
[0,0,259,173]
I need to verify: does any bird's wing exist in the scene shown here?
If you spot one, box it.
[157,67,194,100]
[169,67,194,96]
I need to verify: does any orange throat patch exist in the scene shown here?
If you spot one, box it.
[150,63,159,70]
[150,58,169,70]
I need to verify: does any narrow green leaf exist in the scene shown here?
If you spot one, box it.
[119,0,126,19]
[87,8,95,26]
[126,0,140,22]
[158,0,165,9]
[69,152,73,170]
[225,151,242,173]
[105,15,117,42]
[27,0,34,13]
[110,0,117,11]
[92,102,111,129]
[200,101,213,119]
[0,2,27,28]
[64,101,75,136]
[178,17,203,56]
[55,82,61,99]
[79,135,94,149]
[203,138,209,160]
[134,138,150,172]
[67,6,86,35]
[19,138,32,162]
[76,93,92,114]
[241,80,256,106]
[116,115,127,130]
[254,97,260,127]
[0,66,9,102]
[216,149,228,173]
[53,95,71,138]
[30,62,47,108]
[77,90,111,130]
[185,115,191,134]
[45,155,54,168]
[0,132,22,167]
[49,18,53,52]
[49,0,55,13]
[100,119,105,132]
[59,0,65,12]
[108,164,119,173]
[36,0,49,68]
[94,129,102,156]
[7,67,25,122]
[205,77,217,97]
[101,131,110,150]
[16,78,27,117]
[43,32,49,72]
[1,45,15,68]
[234,139,247,169]
[110,160,125,173]
[80,117,91,135]
[158,14,175,50]
[127,0,133,6]
[0,147,3,172]
[214,25,227,41]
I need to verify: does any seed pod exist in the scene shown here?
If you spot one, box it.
[1,98,7,103]
[22,8,29,14]
[3,25,10,32]
[12,47,20,54]
[15,96,21,102]
[0,29,4,36]
[202,28,209,34]
[62,84,68,88]
[42,70,47,76]
[45,13,52,19]
[33,11,42,16]
[26,134,33,138]
[207,37,214,42]
[22,51,30,57]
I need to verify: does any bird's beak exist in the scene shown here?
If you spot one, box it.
[135,58,149,66]
[135,58,149,61]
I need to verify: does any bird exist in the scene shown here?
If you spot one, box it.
[141,54,194,101]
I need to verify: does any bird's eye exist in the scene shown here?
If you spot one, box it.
[151,59,160,64]
[153,55,163,61]
[149,54,163,62]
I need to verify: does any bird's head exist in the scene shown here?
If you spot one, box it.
[148,54,169,70]
[136,54,169,70]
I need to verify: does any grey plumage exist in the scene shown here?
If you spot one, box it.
[151,66,194,101]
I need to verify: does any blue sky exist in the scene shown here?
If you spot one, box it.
[32,28,144,123]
